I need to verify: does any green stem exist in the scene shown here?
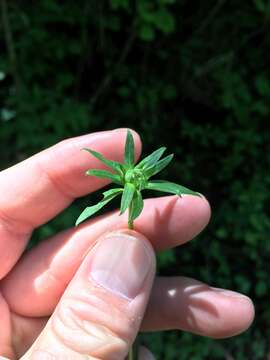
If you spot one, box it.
[127,337,139,360]
[128,218,133,229]
[128,346,133,360]
[128,205,134,359]
[128,204,134,230]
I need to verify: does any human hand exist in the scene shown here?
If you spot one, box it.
[0,128,254,359]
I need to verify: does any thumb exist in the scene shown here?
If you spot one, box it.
[22,230,156,360]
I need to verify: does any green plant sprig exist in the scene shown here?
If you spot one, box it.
[76,130,201,228]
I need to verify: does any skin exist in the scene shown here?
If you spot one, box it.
[0,128,254,359]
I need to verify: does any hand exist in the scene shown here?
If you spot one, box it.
[0,128,254,359]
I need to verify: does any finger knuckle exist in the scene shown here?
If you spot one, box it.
[52,294,128,360]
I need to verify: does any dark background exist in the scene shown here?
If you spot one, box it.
[1,0,270,358]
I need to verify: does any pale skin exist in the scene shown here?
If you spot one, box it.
[0,128,254,359]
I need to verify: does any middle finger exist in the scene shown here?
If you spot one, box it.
[11,276,254,358]
[1,194,210,316]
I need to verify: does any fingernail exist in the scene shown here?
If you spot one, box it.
[211,287,251,300]
[89,233,152,299]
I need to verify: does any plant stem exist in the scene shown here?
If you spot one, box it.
[128,218,134,229]
[128,346,133,360]
[128,205,134,359]
[128,205,134,230]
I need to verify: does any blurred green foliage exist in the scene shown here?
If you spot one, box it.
[1,0,270,358]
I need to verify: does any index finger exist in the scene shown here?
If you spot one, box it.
[0,128,142,278]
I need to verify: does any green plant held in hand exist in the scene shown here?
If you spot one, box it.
[75,130,201,360]
[76,130,201,229]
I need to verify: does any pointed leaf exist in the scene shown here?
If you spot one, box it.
[120,182,136,214]
[145,180,201,197]
[124,130,135,166]
[129,190,144,222]
[82,148,122,173]
[76,188,123,226]
[86,169,122,185]
[101,188,124,198]
[76,202,108,226]
[135,147,166,170]
[145,154,174,178]
[102,188,124,198]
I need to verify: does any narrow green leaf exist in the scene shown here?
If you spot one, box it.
[76,188,123,226]
[135,147,166,170]
[86,169,122,185]
[82,148,122,173]
[102,188,124,198]
[120,182,136,214]
[145,154,174,178]
[145,180,201,197]
[76,202,108,226]
[124,130,135,166]
[129,190,144,222]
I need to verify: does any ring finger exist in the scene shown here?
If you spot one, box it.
[11,275,254,358]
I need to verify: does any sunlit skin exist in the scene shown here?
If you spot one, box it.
[0,128,254,359]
